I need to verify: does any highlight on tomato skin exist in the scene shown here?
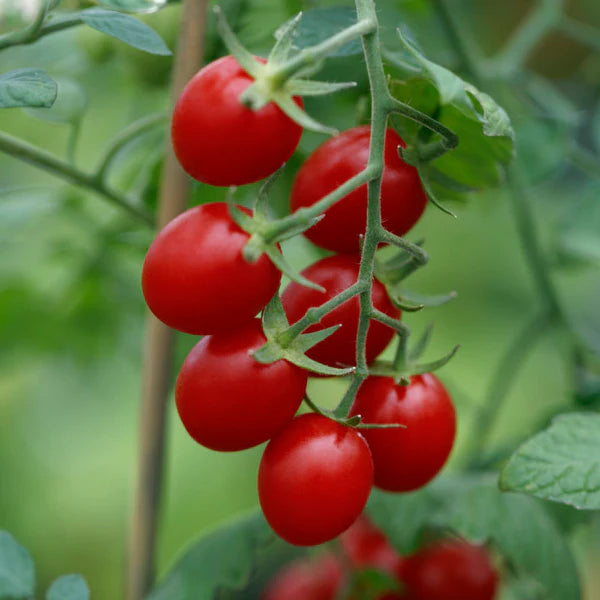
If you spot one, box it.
[175,319,307,452]
[349,373,456,492]
[281,254,401,370]
[141,202,281,336]
[399,538,499,600]
[290,125,428,254]
[171,54,304,186]
[258,413,374,547]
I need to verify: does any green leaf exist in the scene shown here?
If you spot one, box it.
[25,77,86,124]
[261,293,289,335]
[368,475,581,600]
[275,7,361,57]
[147,512,277,600]
[46,575,90,600]
[0,69,57,109]
[0,531,35,599]
[80,8,171,55]
[500,413,600,509]
[96,0,167,13]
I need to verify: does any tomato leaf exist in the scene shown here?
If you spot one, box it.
[499,413,600,509]
[0,531,35,600]
[80,8,171,55]
[146,512,277,600]
[275,7,361,57]
[46,575,89,600]
[0,69,57,109]
[368,475,581,600]
[25,77,87,124]
[96,0,167,13]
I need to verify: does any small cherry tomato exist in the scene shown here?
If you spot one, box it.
[349,374,456,492]
[258,413,374,546]
[142,202,281,335]
[172,55,303,186]
[400,539,499,600]
[281,255,400,369]
[291,126,428,254]
[262,554,344,600]
[175,319,307,451]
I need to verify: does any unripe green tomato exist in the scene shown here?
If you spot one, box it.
[117,4,180,87]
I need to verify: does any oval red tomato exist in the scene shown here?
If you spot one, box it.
[281,255,400,369]
[142,202,281,335]
[349,374,456,492]
[258,413,374,546]
[400,539,499,600]
[175,319,307,451]
[172,55,303,186]
[262,554,343,600]
[290,126,428,254]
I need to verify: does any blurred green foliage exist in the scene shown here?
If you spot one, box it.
[0,0,599,599]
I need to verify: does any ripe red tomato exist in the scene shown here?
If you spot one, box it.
[290,126,428,254]
[172,55,303,186]
[142,202,281,335]
[175,319,307,451]
[340,516,404,577]
[349,374,456,492]
[262,554,343,600]
[399,539,499,600]
[258,413,374,546]
[281,255,400,369]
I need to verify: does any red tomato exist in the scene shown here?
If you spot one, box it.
[175,320,307,451]
[340,516,404,577]
[142,202,281,335]
[262,554,344,600]
[281,255,400,369]
[258,413,374,546]
[349,374,456,492]
[172,55,303,186]
[400,539,499,600]
[290,126,427,253]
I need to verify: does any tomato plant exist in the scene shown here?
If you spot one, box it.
[258,413,374,546]
[141,202,281,335]
[171,55,304,186]
[281,254,400,368]
[349,374,456,492]
[175,319,307,451]
[290,126,428,254]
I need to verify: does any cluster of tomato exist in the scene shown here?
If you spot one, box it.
[141,55,457,547]
[264,517,499,600]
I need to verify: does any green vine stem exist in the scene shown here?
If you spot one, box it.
[0,130,153,225]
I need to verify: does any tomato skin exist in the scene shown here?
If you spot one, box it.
[349,374,456,492]
[142,202,281,336]
[290,126,427,254]
[175,320,307,451]
[400,539,499,600]
[258,413,374,546]
[281,255,400,369]
[172,55,303,186]
[262,554,344,600]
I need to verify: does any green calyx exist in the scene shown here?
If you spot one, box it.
[213,5,362,135]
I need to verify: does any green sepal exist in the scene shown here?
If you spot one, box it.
[286,79,357,96]
[225,190,254,231]
[408,323,433,362]
[264,245,325,291]
[274,92,338,136]
[419,168,458,218]
[369,345,459,379]
[387,286,457,312]
[268,12,302,64]
[253,170,282,222]
[255,295,354,376]
[266,214,324,243]
[212,5,261,78]
[410,344,460,375]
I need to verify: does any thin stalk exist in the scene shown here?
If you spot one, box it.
[0,130,153,225]
[125,1,209,599]
[460,310,552,463]
[0,11,82,51]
